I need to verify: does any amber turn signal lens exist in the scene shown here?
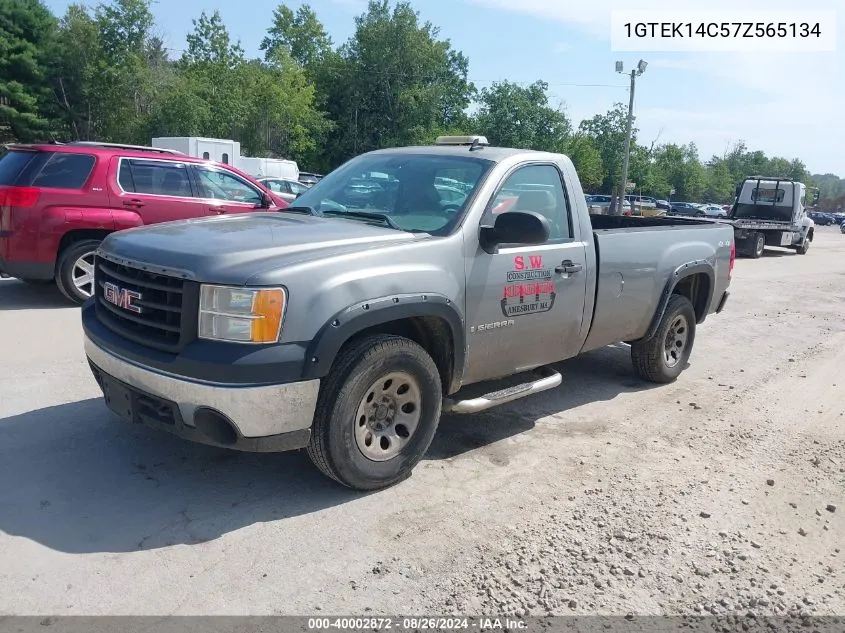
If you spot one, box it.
[250,288,285,343]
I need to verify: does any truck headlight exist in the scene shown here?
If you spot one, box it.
[198,285,286,343]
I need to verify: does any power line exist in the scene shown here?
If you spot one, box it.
[158,48,626,89]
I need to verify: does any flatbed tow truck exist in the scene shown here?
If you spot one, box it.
[728,176,819,258]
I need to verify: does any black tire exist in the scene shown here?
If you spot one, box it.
[795,236,810,255]
[55,239,101,305]
[631,294,697,384]
[750,233,765,259]
[307,334,442,491]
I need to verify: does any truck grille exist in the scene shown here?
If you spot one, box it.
[94,256,197,352]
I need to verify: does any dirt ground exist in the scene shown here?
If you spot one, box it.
[0,228,843,617]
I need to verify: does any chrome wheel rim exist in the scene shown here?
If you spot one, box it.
[354,371,422,462]
[664,315,689,368]
[755,236,764,256]
[71,252,96,298]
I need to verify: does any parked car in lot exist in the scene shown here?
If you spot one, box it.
[0,141,287,303]
[298,172,323,186]
[807,211,834,225]
[699,204,728,218]
[670,201,706,216]
[656,199,672,210]
[585,194,631,214]
[82,135,734,490]
[625,195,657,210]
[258,177,311,203]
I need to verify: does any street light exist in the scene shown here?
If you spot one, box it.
[611,59,647,215]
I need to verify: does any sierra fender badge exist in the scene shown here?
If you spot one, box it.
[103,281,143,314]
[471,319,515,333]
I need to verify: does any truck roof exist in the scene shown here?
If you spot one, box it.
[366,144,546,163]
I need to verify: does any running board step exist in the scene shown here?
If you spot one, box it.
[442,367,562,414]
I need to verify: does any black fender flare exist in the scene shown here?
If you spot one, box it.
[301,293,466,392]
[643,261,715,340]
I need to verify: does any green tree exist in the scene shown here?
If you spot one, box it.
[51,4,102,140]
[703,158,734,203]
[235,54,332,161]
[0,0,59,142]
[654,143,706,200]
[578,103,632,193]
[261,4,332,69]
[472,80,571,152]
[173,11,247,139]
[563,133,604,191]
[314,0,475,168]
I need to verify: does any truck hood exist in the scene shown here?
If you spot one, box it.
[99,212,422,286]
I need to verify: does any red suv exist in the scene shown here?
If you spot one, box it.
[0,141,288,304]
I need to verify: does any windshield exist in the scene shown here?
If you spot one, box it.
[291,152,494,234]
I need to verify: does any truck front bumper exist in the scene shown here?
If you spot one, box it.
[84,335,320,452]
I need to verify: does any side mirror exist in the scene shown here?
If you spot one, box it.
[260,191,273,209]
[813,190,820,204]
[480,210,550,253]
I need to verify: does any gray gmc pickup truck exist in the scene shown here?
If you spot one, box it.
[81,136,734,490]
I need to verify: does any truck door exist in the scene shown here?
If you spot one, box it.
[463,162,589,384]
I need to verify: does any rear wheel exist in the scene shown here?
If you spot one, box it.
[631,295,697,384]
[750,233,765,258]
[307,334,442,490]
[55,239,101,305]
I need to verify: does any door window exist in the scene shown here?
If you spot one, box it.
[194,167,261,205]
[288,181,308,195]
[119,159,193,197]
[486,164,572,241]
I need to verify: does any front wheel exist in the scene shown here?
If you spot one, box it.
[631,294,697,384]
[55,239,101,305]
[307,334,442,490]
[795,236,810,255]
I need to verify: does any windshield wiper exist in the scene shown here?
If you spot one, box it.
[282,205,319,216]
[322,209,403,231]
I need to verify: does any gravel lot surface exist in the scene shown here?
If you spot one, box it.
[1,228,843,617]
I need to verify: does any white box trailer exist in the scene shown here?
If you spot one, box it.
[150,137,299,180]
[152,137,241,165]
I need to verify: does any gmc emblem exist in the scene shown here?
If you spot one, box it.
[103,281,142,314]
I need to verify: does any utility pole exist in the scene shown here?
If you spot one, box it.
[611,59,647,215]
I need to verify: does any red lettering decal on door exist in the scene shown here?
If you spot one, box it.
[513,256,525,270]
[529,255,543,269]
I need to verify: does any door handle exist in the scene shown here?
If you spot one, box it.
[555,260,583,274]
[123,199,145,209]
[209,206,226,215]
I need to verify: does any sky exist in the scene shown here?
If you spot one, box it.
[44,0,845,176]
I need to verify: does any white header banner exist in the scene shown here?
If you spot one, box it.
[610,10,837,52]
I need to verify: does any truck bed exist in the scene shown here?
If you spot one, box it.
[580,214,734,354]
[589,213,715,230]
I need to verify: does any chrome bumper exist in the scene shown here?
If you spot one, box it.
[84,335,320,442]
